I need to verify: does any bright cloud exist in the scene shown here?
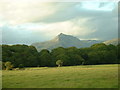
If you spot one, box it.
[0,1,78,25]
[0,2,57,25]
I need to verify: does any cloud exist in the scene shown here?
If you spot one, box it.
[0,1,58,25]
[2,24,48,44]
[0,1,118,44]
[32,2,117,23]
[0,1,117,24]
[0,1,78,25]
[2,18,96,44]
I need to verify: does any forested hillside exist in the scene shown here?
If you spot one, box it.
[2,43,120,68]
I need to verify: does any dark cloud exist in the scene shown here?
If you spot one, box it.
[33,2,116,23]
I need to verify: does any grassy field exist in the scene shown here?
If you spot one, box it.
[2,64,118,88]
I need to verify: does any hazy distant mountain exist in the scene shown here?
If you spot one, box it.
[32,33,102,52]
[103,38,120,45]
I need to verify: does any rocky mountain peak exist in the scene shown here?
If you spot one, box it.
[57,33,67,38]
[58,33,64,36]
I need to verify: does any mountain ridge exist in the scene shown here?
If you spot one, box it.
[103,38,120,45]
[32,33,102,52]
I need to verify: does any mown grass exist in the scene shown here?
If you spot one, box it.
[2,64,118,88]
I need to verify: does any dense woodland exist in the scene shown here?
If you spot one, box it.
[1,43,120,68]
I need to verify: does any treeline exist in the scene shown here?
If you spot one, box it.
[2,43,120,68]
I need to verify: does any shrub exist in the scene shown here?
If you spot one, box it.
[56,60,63,67]
[5,61,13,70]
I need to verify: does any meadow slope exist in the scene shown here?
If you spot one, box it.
[2,64,118,88]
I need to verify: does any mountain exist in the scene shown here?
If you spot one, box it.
[103,38,120,45]
[32,33,102,52]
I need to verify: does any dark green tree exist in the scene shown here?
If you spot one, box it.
[39,49,52,67]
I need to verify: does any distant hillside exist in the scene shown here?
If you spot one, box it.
[32,33,102,52]
[103,38,120,45]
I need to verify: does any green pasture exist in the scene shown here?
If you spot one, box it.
[2,64,118,88]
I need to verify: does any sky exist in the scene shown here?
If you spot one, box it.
[0,0,118,45]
